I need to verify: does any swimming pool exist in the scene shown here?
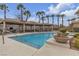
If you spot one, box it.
[10,32,53,49]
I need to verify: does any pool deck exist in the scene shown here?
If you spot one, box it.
[0,32,79,56]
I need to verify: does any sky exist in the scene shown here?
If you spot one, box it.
[0,3,79,26]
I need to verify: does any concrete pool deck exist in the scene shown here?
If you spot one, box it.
[0,33,79,56]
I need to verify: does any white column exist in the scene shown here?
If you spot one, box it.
[23,24,25,32]
[2,21,6,44]
[43,24,44,32]
[34,24,35,32]
[52,25,53,31]
[3,21,6,33]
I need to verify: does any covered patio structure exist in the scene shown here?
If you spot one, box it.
[0,19,53,33]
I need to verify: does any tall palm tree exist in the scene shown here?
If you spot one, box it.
[36,11,41,23]
[17,3,25,21]
[41,11,45,24]
[41,16,45,24]
[36,11,45,23]
[0,4,9,20]
[46,15,50,24]
[24,10,31,21]
[51,14,54,24]
[56,14,60,28]
[60,14,65,27]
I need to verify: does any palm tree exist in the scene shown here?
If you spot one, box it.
[36,11,41,23]
[24,10,31,21]
[46,15,50,24]
[17,3,25,21]
[41,11,45,24]
[51,14,54,24]
[0,4,9,20]
[56,14,60,28]
[41,16,45,24]
[40,11,45,31]
[60,14,65,27]
[36,11,45,23]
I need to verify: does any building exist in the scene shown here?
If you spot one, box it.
[0,18,53,33]
[70,19,79,32]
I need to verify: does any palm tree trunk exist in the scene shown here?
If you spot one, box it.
[26,16,28,22]
[42,20,44,24]
[42,17,44,31]
[52,16,54,30]
[42,17,44,24]
[57,17,59,28]
[21,8,24,32]
[4,9,6,20]
[52,16,54,24]
[21,8,23,21]
[62,17,64,27]
[38,16,40,23]
[47,17,49,24]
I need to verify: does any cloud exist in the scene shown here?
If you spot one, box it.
[60,9,76,19]
[60,6,79,19]
[46,3,75,15]
[46,3,79,20]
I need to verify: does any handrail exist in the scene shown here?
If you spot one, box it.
[0,29,17,44]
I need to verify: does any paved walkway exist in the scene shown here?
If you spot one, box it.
[0,33,79,56]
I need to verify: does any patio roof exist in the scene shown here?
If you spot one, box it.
[0,19,53,26]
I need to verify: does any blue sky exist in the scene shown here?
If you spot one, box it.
[0,3,79,26]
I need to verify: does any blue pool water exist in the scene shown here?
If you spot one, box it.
[10,32,53,49]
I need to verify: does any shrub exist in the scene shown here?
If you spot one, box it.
[74,33,79,38]
[75,38,79,48]
[59,28,67,33]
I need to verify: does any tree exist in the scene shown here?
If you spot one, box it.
[36,11,41,23]
[51,14,54,24]
[0,4,9,20]
[41,16,45,24]
[24,10,31,21]
[17,3,25,21]
[40,11,45,24]
[60,14,65,27]
[46,15,50,24]
[56,14,60,28]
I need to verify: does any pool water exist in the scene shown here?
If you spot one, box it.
[10,32,53,49]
